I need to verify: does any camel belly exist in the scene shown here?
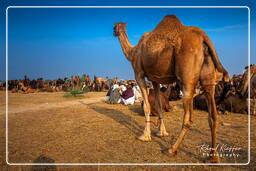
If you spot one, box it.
[147,75,177,84]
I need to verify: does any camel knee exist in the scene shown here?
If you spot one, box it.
[182,90,193,99]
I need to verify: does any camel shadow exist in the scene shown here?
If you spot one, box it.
[79,101,169,149]
[31,155,56,171]
[79,101,207,162]
[127,103,144,116]
[79,101,144,137]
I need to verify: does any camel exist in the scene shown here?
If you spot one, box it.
[238,64,256,98]
[114,15,230,162]
[71,76,81,87]
[93,76,104,91]
[83,74,92,87]
[18,81,39,93]
[147,86,172,116]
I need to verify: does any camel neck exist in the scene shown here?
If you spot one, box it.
[118,31,133,61]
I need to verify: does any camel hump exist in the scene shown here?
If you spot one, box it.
[164,15,178,19]
[153,15,183,33]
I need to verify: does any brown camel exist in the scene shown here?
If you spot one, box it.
[148,86,172,116]
[114,15,230,162]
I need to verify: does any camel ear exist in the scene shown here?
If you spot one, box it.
[114,22,117,25]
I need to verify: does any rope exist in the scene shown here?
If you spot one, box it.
[145,119,161,127]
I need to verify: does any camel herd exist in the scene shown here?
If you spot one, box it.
[194,64,256,115]
[0,75,117,93]
[2,66,254,116]
[4,70,255,115]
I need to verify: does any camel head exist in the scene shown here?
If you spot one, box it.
[113,22,127,36]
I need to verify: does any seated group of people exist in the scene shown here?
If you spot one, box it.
[106,82,142,105]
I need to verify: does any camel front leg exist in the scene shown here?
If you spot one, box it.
[152,82,169,137]
[136,73,151,141]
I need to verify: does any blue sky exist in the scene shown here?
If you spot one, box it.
[0,0,255,80]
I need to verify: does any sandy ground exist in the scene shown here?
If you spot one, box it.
[0,91,255,170]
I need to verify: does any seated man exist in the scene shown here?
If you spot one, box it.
[132,84,142,102]
[106,82,120,97]
[120,84,135,105]
[107,88,121,104]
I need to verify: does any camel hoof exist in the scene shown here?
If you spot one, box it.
[156,131,169,137]
[162,148,177,157]
[137,134,151,142]
[209,155,220,163]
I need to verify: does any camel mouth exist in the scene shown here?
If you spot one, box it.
[113,32,119,37]
[113,31,119,37]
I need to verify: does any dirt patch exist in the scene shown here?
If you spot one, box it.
[0,91,255,170]
[0,91,106,114]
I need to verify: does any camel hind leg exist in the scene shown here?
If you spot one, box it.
[163,80,196,156]
[200,55,220,163]
[163,62,201,155]
[203,85,219,163]
[163,34,204,156]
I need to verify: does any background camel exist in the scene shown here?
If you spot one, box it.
[114,15,229,163]
[194,65,256,115]
[147,85,172,116]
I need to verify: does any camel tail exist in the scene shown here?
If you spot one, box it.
[203,33,230,82]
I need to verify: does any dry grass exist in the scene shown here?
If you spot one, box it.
[0,91,255,170]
